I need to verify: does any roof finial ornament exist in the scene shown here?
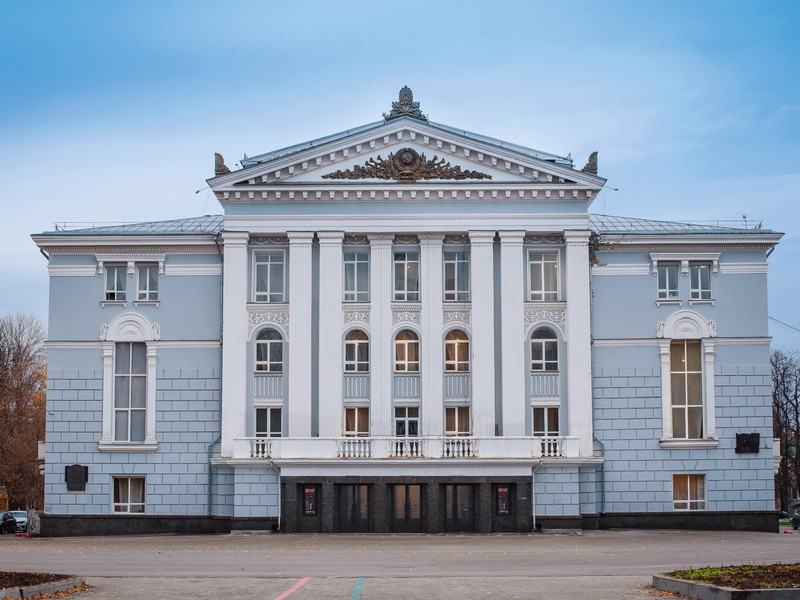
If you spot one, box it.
[581,151,598,175]
[214,153,231,175]
[384,86,428,122]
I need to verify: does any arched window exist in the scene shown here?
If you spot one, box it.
[256,329,283,372]
[444,330,470,372]
[344,330,370,372]
[394,330,420,372]
[531,328,558,372]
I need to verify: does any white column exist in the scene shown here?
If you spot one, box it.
[287,231,314,438]
[564,230,593,456]
[99,342,114,445]
[145,345,158,446]
[703,341,717,440]
[658,340,672,440]
[369,234,393,437]
[499,231,526,436]
[420,234,444,445]
[318,231,344,438]
[469,230,496,438]
[220,231,250,457]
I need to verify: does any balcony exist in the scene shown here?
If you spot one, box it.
[239,435,577,460]
[444,373,470,400]
[254,373,284,399]
[531,372,559,400]
[343,374,370,400]
[393,374,420,399]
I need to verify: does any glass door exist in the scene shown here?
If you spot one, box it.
[338,484,369,532]
[444,484,475,532]
[392,484,423,532]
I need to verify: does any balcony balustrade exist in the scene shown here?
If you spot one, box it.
[253,373,284,399]
[443,373,470,400]
[393,374,421,399]
[530,372,560,399]
[343,374,370,400]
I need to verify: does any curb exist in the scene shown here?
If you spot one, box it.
[653,574,800,599]
[0,576,85,599]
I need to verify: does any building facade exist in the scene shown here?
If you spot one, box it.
[33,89,782,534]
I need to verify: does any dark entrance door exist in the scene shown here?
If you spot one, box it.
[444,484,475,532]
[338,484,369,532]
[392,484,423,532]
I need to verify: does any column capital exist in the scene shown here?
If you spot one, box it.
[468,230,496,246]
[419,233,445,246]
[288,231,315,246]
[317,231,344,247]
[367,233,394,247]
[499,230,526,245]
[221,230,250,245]
[563,229,591,244]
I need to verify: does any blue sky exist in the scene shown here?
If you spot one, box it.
[2,0,799,348]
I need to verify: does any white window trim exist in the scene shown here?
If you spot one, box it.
[252,249,287,303]
[532,405,560,437]
[344,406,370,437]
[255,406,283,438]
[112,476,146,514]
[526,249,561,302]
[672,473,707,511]
[135,264,160,306]
[657,310,718,449]
[651,252,719,307]
[98,313,159,452]
[443,249,470,302]
[393,251,420,302]
[343,250,370,303]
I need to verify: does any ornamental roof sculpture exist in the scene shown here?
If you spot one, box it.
[214,153,231,175]
[321,147,492,182]
[581,151,598,175]
[384,86,428,122]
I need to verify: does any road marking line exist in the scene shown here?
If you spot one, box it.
[273,577,310,600]
[350,576,365,600]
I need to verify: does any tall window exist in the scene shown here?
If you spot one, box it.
[445,406,471,436]
[657,263,679,300]
[531,329,558,372]
[444,330,470,372]
[533,406,559,436]
[690,263,712,300]
[256,329,283,372]
[256,407,282,437]
[443,251,470,301]
[394,330,420,372]
[528,251,558,301]
[344,330,370,372]
[673,474,705,511]
[254,251,286,303]
[113,476,145,513]
[394,252,420,301]
[137,265,159,301]
[345,407,369,437]
[114,342,146,442]
[671,340,703,439]
[395,406,419,437]
[105,266,127,301]
[344,251,369,302]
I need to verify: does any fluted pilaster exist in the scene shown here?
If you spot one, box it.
[420,234,444,442]
[318,231,344,438]
[288,231,314,437]
[499,231,526,436]
[469,230,496,438]
[368,234,393,437]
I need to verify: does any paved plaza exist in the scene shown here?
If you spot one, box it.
[2,529,798,599]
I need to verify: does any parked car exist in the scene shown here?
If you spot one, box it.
[792,512,800,530]
[9,511,27,533]
[1,512,17,534]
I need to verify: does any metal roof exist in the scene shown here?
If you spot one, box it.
[589,214,770,235]
[45,215,223,236]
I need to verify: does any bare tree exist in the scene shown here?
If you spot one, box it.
[772,349,800,513]
[0,313,46,509]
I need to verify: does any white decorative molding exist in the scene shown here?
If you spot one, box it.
[47,265,97,277]
[650,252,720,277]
[393,310,420,325]
[248,310,290,334]
[344,310,370,324]
[164,264,222,276]
[718,262,769,274]
[524,305,566,329]
[656,309,717,339]
[95,253,166,277]
[443,310,471,325]
[590,264,650,276]
[99,312,160,342]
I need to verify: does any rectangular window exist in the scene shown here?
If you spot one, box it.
[657,263,679,300]
[394,406,419,437]
[443,251,470,301]
[673,474,706,511]
[690,263,712,300]
[255,407,282,437]
[105,266,127,301]
[445,406,471,436]
[114,342,146,442]
[254,251,286,303]
[532,406,559,436]
[344,251,370,302]
[528,251,558,301]
[137,265,159,301]
[670,340,703,439]
[113,476,145,513]
[394,252,420,302]
[344,406,369,436]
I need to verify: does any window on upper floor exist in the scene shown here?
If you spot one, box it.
[531,328,558,372]
[395,406,419,437]
[443,251,470,301]
[670,339,703,439]
[113,476,145,513]
[673,474,705,511]
[657,263,680,301]
[394,330,420,372]
[344,330,370,372]
[444,330,470,372]
[445,406,471,436]
[690,263,712,301]
[105,265,127,302]
[137,265,159,302]
[344,251,369,302]
[344,407,369,437]
[393,251,420,302]
[254,250,286,303]
[114,342,147,443]
[527,251,559,301]
[532,406,559,436]
[256,407,282,438]
[256,329,283,373]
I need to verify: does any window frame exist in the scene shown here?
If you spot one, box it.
[532,405,559,437]
[689,262,712,301]
[113,341,147,443]
[672,473,706,511]
[343,250,370,302]
[344,406,370,437]
[445,405,471,436]
[253,250,287,303]
[255,406,282,438]
[443,249,470,302]
[136,264,159,302]
[255,328,284,373]
[670,339,704,440]
[112,476,146,514]
[657,262,680,301]
[393,251,420,302]
[105,265,128,302]
[444,329,470,373]
[531,328,559,372]
[394,330,420,373]
[394,405,420,437]
[527,250,560,302]
[344,330,370,373]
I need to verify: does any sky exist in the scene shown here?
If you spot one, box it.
[1,0,799,348]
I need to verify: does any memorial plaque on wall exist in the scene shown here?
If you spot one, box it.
[65,465,89,491]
